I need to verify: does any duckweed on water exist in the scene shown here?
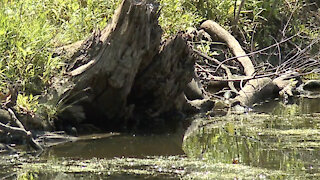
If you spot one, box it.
[183,114,320,178]
[8,155,290,179]
[1,113,319,179]
[2,100,320,179]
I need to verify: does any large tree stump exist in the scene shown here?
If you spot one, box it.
[53,0,196,131]
[129,33,196,117]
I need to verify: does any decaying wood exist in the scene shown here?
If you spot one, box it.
[194,49,239,94]
[193,21,316,107]
[52,0,196,130]
[46,0,317,133]
[129,33,195,117]
[200,20,255,76]
[231,77,280,106]
[0,108,43,151]
[184,78,205,100]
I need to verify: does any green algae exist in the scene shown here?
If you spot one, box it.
[2,99,320,179]
[9,155,291,180]
[183,114,320,179]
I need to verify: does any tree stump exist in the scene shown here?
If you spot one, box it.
[53,0,196,131]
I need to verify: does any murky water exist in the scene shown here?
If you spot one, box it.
[1,98,320,179]
[183,114,320,178]
[44,133,184,159]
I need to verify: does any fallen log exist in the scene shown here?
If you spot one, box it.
[231,71,302,107]
[231,77,280,106]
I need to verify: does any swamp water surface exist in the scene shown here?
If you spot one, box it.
[1,98,320,179]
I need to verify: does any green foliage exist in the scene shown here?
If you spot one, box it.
[183,0,234,27]
[0,0,121,115]
[16,93,39,114]
[0,0,120,92]
[303,72,320,80]
[38,101,59,124]
[183,0,319,57]
[0,0,319,118]
[159,0,204,37]
[17,171,39,180]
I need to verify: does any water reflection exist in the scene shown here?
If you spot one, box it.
[2,98,320,179]
[254,98,320,115]
[182,113,320,178]
[43,133,184,159]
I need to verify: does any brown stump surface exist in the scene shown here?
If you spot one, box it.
[54,0,196,131]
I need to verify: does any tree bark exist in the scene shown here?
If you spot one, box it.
[200,20,255,76]
[53,0,196,131]
[231,77,280,106]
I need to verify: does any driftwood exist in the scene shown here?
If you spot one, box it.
[200,20,255,76]
[231,78,280,106]
[0,83,43,151]
[196,20,258,106]
[192,21,314,107]
[51,0,196,131]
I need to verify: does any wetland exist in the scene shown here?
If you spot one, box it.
[1,98,320,179]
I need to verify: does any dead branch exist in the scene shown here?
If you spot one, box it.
[0,108,43,151]
[194,49,238,93]
[234,0,246,26]
[214,34,298,74]
[200,20,255,76]
[232,77,279,106]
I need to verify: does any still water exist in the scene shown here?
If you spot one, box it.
[45,133,184,159]
[1,98,320,179]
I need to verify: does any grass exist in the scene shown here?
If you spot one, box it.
[0,0,121,93]
[0,0,318,119]
[0,0,203,118]
[0,0,122,117]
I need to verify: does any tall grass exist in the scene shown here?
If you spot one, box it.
[0,0,121,118]
[0,0,121,94]
[0,0,318,118]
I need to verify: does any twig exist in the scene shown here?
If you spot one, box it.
[213,34,298,72]
[194,50,239,93]
[7,108,25,129]
[270,36,282,66]
[5,108,43,151]
[282,0,299,37]
[250,23,258,65]
[234,0,246,26]
[0,121,29,136]
[277,38,319,71]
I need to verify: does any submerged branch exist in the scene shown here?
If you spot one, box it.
[0,108,44,151]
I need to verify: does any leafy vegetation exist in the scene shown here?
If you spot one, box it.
[0,0,121,116]
[159,0,203,37]
[0,0,319,117]
[183,0,319,49]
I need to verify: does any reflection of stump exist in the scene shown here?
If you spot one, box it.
[54,0,196,131]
